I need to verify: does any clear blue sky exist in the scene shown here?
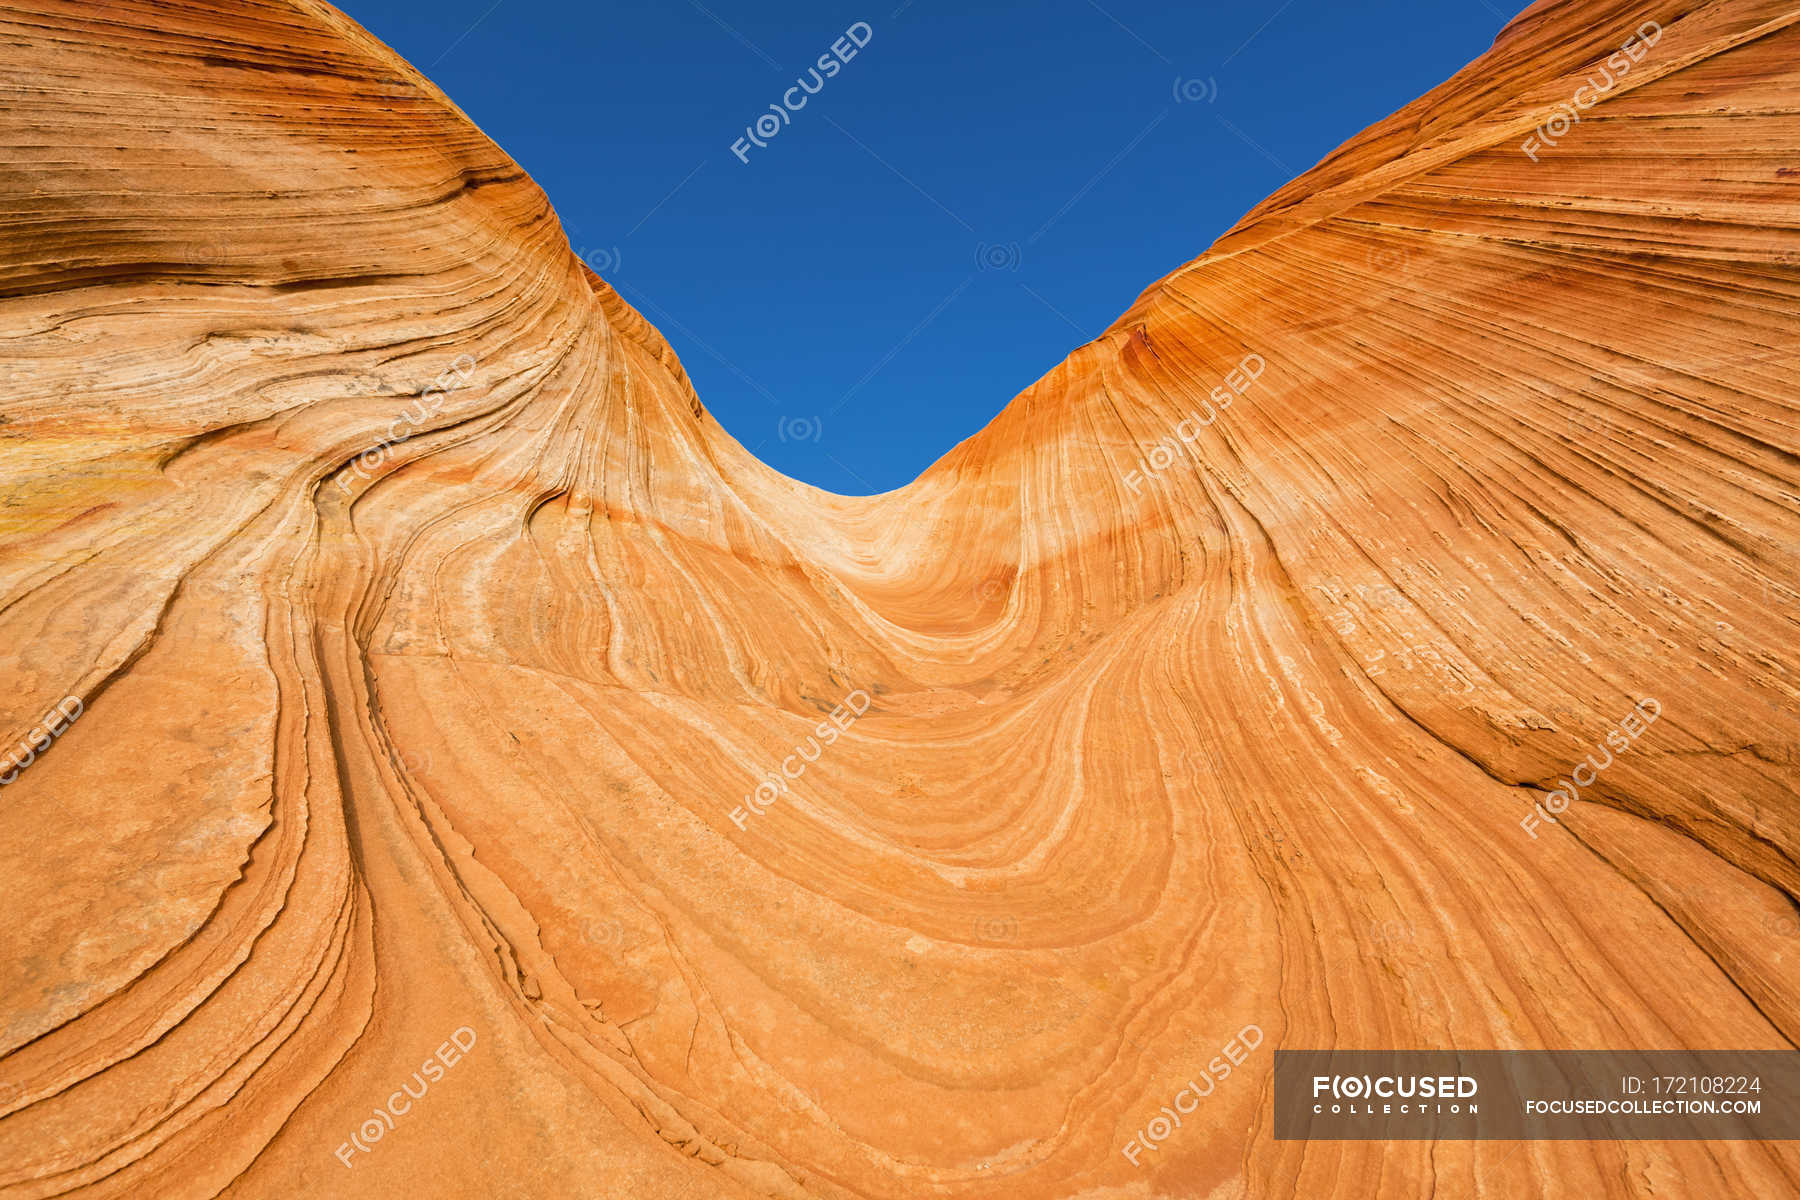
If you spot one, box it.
[335,0,1506,494]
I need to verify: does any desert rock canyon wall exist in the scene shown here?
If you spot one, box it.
[2,0,1799,1196]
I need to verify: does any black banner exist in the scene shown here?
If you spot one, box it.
[1274,1050,1800,1140]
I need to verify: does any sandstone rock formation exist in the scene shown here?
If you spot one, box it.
[2,0,1799,1196]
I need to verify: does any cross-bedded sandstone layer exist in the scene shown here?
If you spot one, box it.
[2,1,1799,1196]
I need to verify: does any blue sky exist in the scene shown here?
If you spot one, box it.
[336,0,1506,493]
